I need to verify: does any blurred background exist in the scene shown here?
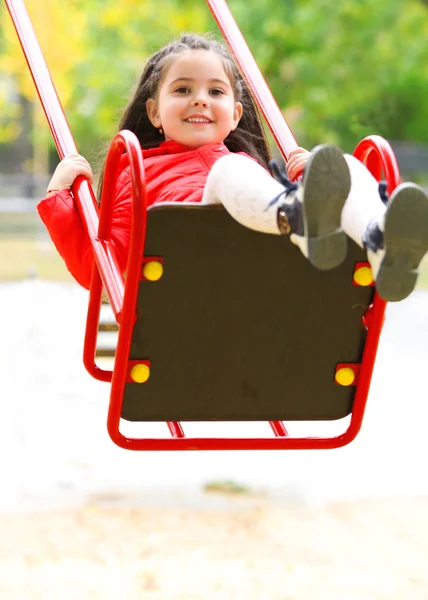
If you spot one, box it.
[0,1,428,598]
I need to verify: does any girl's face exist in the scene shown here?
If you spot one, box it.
[146,50,243,148]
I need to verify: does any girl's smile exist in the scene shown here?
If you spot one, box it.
[184,113,214,124]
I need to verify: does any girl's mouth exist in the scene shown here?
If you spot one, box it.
[185,118,213,125]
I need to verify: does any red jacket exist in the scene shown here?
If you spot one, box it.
[38,140,250,289]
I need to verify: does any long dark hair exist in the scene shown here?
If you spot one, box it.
[98,33,271,197]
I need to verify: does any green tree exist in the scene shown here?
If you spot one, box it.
[1,0,428,168]
[0,0,88,172]
[228,0,428,151]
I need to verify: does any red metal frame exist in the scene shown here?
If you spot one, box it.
[5,0,398,450]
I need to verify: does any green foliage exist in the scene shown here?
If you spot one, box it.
[1,0,428,164]
[228,0,428,151]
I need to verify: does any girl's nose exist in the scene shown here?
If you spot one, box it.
[191,93,209,107]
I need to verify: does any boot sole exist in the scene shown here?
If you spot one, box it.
[376,184,428,302]
[303,145,351,270]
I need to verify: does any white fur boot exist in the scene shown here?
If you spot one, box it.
[202,145,351,270]
[342,154,428,301]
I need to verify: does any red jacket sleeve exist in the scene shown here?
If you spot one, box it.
[37,168,133,290]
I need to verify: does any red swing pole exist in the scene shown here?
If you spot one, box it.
[4,0,124,317]
[206,0,298,163]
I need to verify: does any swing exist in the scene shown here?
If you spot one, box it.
[6,0,399,451]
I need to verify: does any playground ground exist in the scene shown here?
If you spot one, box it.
[0,497,427,599]
[0,256,427,597]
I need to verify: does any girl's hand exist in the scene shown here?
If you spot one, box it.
[286,147,311,181]
[46,153,93,194]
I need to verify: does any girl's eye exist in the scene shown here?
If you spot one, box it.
[210,89,224,96]
[175,87,190,94]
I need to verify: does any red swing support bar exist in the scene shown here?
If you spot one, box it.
[5,0,398,450]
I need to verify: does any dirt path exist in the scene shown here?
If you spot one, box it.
[0,496,427,599]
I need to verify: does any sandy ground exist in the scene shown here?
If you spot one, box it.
[1,281,428,598]
[0,496,427,599]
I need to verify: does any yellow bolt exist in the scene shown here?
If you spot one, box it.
[130,363,150,383]
[143,260,163,281]
[354,266,373,287]
[335,367,355,387]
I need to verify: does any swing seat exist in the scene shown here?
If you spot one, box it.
[81,129,396,451]
[121,204,373,423]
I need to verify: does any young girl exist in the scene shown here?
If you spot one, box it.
[39,33,428,302]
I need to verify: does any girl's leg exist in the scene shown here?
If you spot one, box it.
[342,154,428,301]
[202,145,351,271]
